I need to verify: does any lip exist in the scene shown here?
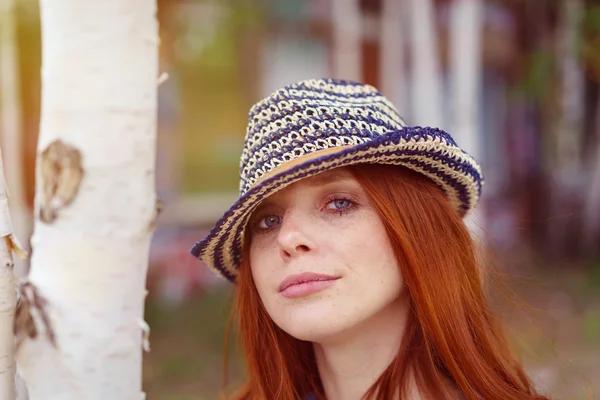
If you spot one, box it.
[278,272,340,298]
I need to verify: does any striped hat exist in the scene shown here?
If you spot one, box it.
[190,78,484,282]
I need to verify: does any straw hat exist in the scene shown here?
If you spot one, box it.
[190,78,484,282]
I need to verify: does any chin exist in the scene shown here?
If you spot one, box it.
[283,322,348,343]
[273,303,354,342]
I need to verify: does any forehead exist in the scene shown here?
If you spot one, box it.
[261,167,356,203]
[299,167,355,187]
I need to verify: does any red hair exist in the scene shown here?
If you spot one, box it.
[225,164,550,400]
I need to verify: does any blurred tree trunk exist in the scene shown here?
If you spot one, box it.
[449,0,484,234]
[380,0,406,111]
[332,0,361,81]
[449,0,483,159]
[556,0,584,172]
[0,0,29,397]
[408,0,443,127]
[0,143,25,400]
[547,0,585,260]
[14,1,159,399]
[582,96,600,255]
[0,0,30,279]
[581,5,600,257]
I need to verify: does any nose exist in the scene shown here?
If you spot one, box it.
[276,211,315,260]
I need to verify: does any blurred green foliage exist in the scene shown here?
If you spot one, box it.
[175,1,264,195]
[143,287,246,399]
[519,50,555,101]
[582,4,600,33]
[583,308,600,346]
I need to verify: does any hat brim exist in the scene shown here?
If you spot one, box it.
[190,126,484,282]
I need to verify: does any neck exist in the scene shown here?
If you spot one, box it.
[312,296,416,400]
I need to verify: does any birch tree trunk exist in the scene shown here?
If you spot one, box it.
[14,1,159,399]
[407,0,443,127]
[331,0,361,81]
[0,0,29,398]
[380,0,406,112]
[0,144,26,400]
[0,154,16,400]
[0,0,32,281]
[449,0,484,234]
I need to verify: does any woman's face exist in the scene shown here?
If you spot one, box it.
[248,167,404,343]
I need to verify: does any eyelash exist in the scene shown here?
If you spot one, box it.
[251,195,357,234]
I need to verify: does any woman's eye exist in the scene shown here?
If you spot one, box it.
[258,215,282,230]
[326,198,353,210]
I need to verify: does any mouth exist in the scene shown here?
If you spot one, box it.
[278,272,340,298]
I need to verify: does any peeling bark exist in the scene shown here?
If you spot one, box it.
[38,140,84,224]
[148,196,163,231]
[13,281,56,351]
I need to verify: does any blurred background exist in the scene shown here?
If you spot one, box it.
[1,0,599,398]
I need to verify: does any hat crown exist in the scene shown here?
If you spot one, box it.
[239,78,407,195]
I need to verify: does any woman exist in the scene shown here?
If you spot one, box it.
[190,79,550,400]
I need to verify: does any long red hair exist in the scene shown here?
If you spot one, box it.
[225,164,550,400]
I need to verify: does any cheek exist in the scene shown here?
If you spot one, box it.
[344,216,403,288]
[343,215,397,263]
[249,240,277,293]
[370,234,401,283]
[248,246,289,328]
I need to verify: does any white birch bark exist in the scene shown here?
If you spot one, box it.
[449,0,484,235]
[0,148,16,400]
[0,0,29,398]
[407,0,443,127]
[331,0,361,81]
[14,1,158,399]
[0,0,32,281]
[380,0,406,112]
[0,144,26,400]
